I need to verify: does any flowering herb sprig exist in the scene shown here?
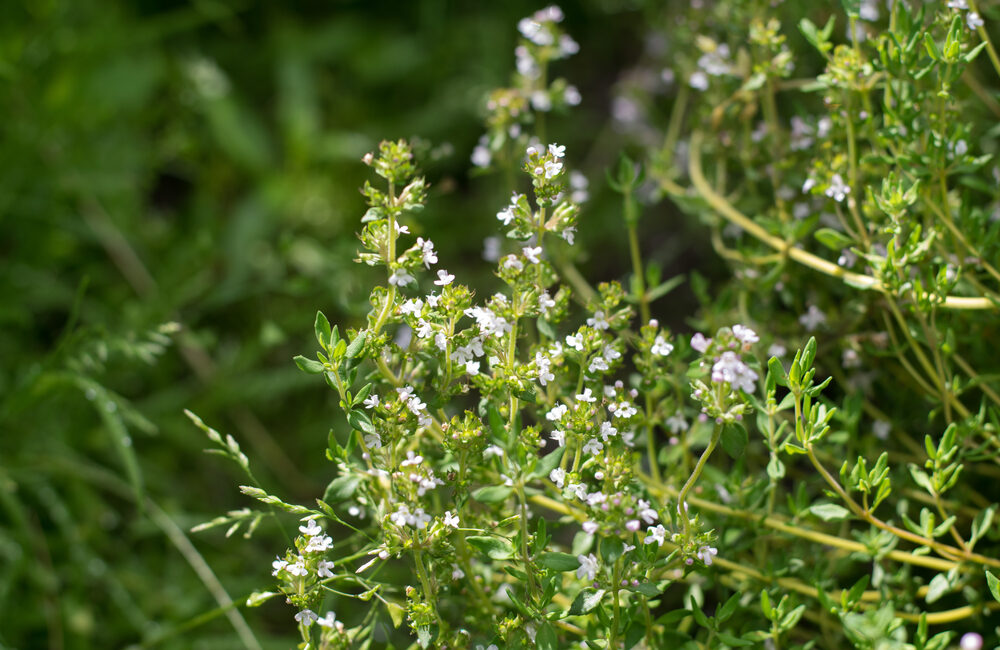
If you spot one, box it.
[190,3,1000,648]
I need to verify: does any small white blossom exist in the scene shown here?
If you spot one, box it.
[638,499,658,524]
[968,12,984,29]
[565,333,584,351]
[416,237,437,268]
[732,324,759,346]
[299,519,322,537]
[582,521,599,534]
[587,310,610,330]
[825,174,850,202]
[306,534,334,553]
[697,545,718,565]
[691,332,711,353]
[443,511,460,528]
[389,268,415,287]
[523,246,543,264]
[484,445,504,459]
[434,269,455,286]
[316,560,335,579]
[651,335,674,356]
[546,404,568,421]
[576,553,599,581]
[599,421,618,442]
[549,467,566,487]
[548,143,566,158]
[711,351,758,393]
[644,524,667,546]
[576,387,596,403]
[295,609,319,626]
[582,437,603,455]
[551,430,566,447]
[799,304,827,331]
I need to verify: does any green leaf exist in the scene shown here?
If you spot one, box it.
[347,410,376,435]
[627,582,662,597]
[814,227,854,252]
[569,588,605,615]
[840,0,860,16]
[487,404,506,442]
[315,311,332,350]
[986,571,1000,603]
[600,536,624,564]
[768,356,789,387]
[471,485,514,504]
[720,423,748,459]
[809,503,851,521]
[531,447,565,480]
[536,622,558,650]
[767,454,786,480]
[717,592,741,622]
[294,355,325,374]
[716,632,754,647]
[926,573,951,604]
[466,536,514,560]
[246,591,279,607]
[538,552,580,571]
[323,474,361,503]
[345,330,367,359]
[688,596,712,629]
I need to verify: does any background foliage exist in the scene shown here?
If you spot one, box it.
[0,1,706,647]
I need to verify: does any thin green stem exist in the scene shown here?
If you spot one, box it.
[677,424,722,535]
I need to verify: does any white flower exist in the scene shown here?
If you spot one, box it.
[611,401,638,419]
[306,534,334,553]
[582,521,599,534]
[434,269,455,286]
[299,519,322,537]
[565,333,584,351]
[531,90,553,112]
[536,351,554,386]
[691,332,711,353]
[543,159,563,179]
[588,357,609,373]
[689,71,709,90]
[389,268,415,287]
[697,545,718,565]
[400,298,423,316]
[644,524,666,547]
[523,246,543,264]
[711,351,759,393]
[873,420,891,440]
[732,324,759,346]
[546,404,568,421]
[968,12,984,29]
[551,430,566,447]
[538,290,556,313]
[651,335,674,356]
[412,508,431,530]
[443,511,460,528]
[497,206,515,225]
[416,237,437,268]
[576,553,599,581]
[317,560,335,578]
[471,144,491,168]
[548,143,566,158]
[582,437,603,455]
[768,343,787,358]
[960,632,983,650]
[666,413,687,433]
[638,499,658,524]
[426,292,441,307]
[401,450,423,467]
[799,304,827,331]
[452,565,465,580]
[503,255,524,271]
[316,611,339,629]
[587,310,610,330]
[465,360,480,376]
[484,445,504,459]
[286,560,309,577]
[564,85,582,106]
[825,174,850,202]
[549,467,566,487]
[295,609,318,626]
[802,177,817,193]
[271,557,288,576]
[599,421,618,442]
[576,387,596,403]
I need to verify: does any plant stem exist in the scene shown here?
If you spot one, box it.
[677,424,722,534]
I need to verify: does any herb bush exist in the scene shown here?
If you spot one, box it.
[190,2,1000,648]
[6,1,1000,649]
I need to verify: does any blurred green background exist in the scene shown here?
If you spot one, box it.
[0,1,714,647]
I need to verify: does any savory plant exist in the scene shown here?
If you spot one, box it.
[192,2,1000,648]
